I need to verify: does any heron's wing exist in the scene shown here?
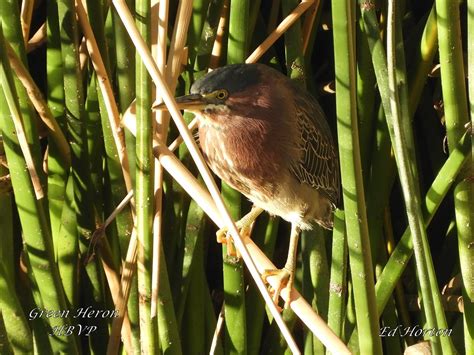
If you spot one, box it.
[290,93,340,206]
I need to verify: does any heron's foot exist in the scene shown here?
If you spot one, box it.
[262,267,295,310]
[216,207,264,257]
[216,220,253,258]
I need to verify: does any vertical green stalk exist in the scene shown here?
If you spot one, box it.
[327,210,347,341]
[437,0,474,353]
[246,215,279,355]
[188,0,211,63]
[386,2,453,353]
[282,0,305,84]
[375,131,471,311]
[355,15,376,183]
[467,0,474,353]
[46,0,69,252]
[112,4,140,348]
[223,1,249,353]
[302,228,329,355]
[0,23,79,354]
[57,0,109,352]
[0,256,32,353]
[331,0,382,353]
[113,0,136,185]
[135,0,157,352]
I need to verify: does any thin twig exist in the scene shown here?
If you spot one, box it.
[209,304,225,355]
[246,0,314,63]
[302,0,320,53]
[6,42,71,167]
[209,0,229,69]
[27,22,46,53]
[168,117,199,152]
[20,0,35,46]
[107,229,138,355]
[75,0,133,194]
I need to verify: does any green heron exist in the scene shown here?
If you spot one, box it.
[156,63,340,307]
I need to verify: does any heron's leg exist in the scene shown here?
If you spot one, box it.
[216,206,264,256]
[262,224,301,309]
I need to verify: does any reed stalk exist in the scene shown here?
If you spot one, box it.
[436,0,473,352]
[0,19,79,353]
[331,0,382,353]
[135,0,158,352]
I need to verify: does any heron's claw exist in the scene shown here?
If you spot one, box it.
[262,267,294,309]
[216,221,252,258]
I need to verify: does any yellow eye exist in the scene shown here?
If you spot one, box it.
[215,90,228,100]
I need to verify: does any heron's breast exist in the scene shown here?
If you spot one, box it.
[198,122,284,196]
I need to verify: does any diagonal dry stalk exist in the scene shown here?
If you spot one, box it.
[209,0,229,69]
[150,0,167,321]
[75,0,133,195]
[5,41,71,166]
[26,22,46,53]
[246,0,315,63]
[302,0,320,53]
[20,0,34,46]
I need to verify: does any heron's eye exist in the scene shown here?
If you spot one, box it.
[215,90,228,100]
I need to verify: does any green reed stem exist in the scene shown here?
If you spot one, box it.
[57,1,109,351]
[327,210,347,341]
[436,0,473,352]
[386,3,451,353]
[246,215,279,354]
[223,1,249,353]
[111,5,140,348]
[0,22,79,354]
[331,1,382,353]
[375,130,471,312]
[135,0,158,352]
[282,0,305,84]
[0,257,32,353]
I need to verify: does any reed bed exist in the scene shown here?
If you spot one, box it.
[0,0,472,354]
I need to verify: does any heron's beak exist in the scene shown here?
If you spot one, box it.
[152,94,206,112]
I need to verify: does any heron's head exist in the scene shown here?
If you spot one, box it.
[154,64,281,124]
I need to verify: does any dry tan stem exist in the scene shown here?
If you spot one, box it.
[246,0,314,64]
[79,37,88,72]
[209,0,229,69]
[6,42,71,167]
[107,229,138,355]
[150,0,168,321]
[150,0,192,319]
[112,1,301,351]
[1,83,44,199]
[75,0,133,194]
[100,251,133,354]
[168,117,199,152]
[20,0,35,46]
[209,304,225,355]
[442,274,462,295]
[302,0,320,53]
[166,0,193,91]
[103,190,134,231]
[77,2,139,349]
[27,22,46,53]
[407,294,464,313]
